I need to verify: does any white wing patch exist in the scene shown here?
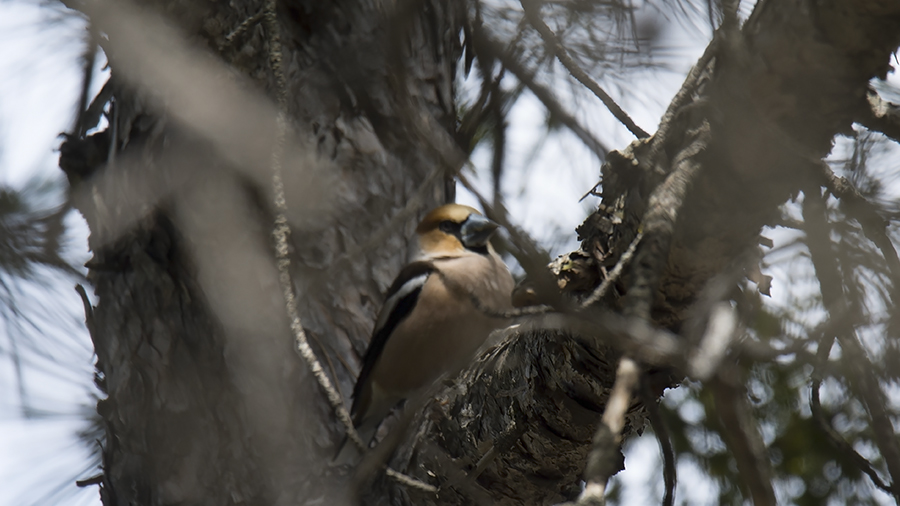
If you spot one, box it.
[374,273,429,333]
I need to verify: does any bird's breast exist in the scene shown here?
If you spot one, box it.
[369,269,508,395]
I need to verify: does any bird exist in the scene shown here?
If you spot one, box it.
[336,203,514,462]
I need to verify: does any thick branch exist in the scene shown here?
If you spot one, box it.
[627,122,709,320]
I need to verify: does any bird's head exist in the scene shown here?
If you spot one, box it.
[416,204,500,257]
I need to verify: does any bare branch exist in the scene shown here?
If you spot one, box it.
[73,23,99,138]
[711,378,776,506]
[562,98,711,506]
[818,162,900,305]
[221,7,265,50]
[457,172,561,308]
[641,380,676,506]
[528,312,687,368]
[576,357,641,506]
[688,302,738,380]
[803,186,900,502]
[580,232,642,309]
[810,378,895,495]
[262,0,364,455]
[469,23,610,161]
[263,3,441,492]
[648,35,719,164]
[520,0,649,139]
[384,469,439,495]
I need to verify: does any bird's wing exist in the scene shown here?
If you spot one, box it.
[351,260,434,419]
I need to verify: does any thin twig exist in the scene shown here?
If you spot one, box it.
[580,232,642,309]
[75,284,94,333]
[75,475,104,488]
[79,80,113,140]
[810,378,895,495]
[520,0,649,139]
[457,171,562,308]
[801,262,890,495]
[263,0,362,450]
[490,84,507,208]
[640,379,676,506]
[73,24,99,138]
[576,113,711,506]
[222,8,265,50]
[818,162,900,306]
[263,3,436,493]
[803,186,900,502]
[384,468,439,494]
[562,125,713,506]
[469,23,609,161]
[106,98,118,168]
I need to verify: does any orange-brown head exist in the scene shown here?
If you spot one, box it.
[415,204,499,257]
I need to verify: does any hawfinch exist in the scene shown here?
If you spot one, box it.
[340,204,514,460]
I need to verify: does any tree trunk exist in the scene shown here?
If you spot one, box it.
[57,0,900,505]
[61,0,462,503]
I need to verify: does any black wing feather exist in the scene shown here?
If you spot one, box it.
[351,261,434,419]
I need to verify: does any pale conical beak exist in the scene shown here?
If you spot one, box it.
[461,214,500,248]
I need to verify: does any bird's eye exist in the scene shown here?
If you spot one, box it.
[439,220,457,234]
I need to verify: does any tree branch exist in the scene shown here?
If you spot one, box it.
[810,377,895,495]
[803,186,900,502]
[817,162,900,307]
[520,0,649,139]
[711,378,776,506]
[627,121,710,320]
[574,357,641,505]
[641,379,676,506]
[469,22,610,161]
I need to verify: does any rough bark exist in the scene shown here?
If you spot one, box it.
[61,0,461,504]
